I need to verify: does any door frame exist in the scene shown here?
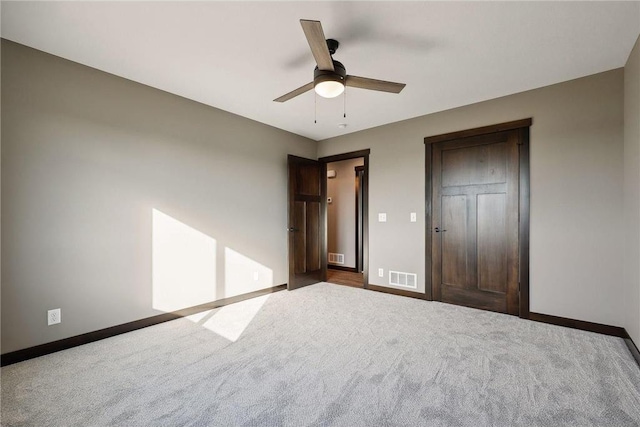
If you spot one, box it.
[319,149,371,287]
[355,165,365,273]
[424,119,531,318]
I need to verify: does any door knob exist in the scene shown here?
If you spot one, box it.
[288,227,298,232]
[434,227,447,233]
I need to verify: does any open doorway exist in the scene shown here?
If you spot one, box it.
[319,150,370,289]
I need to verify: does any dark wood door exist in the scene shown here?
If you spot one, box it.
[288,155,325,290]
[431,130,520,315]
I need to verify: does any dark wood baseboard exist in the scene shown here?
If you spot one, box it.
[528,312,626,337]
[328,264,358,273]
[1,284,286,367]
[366,284,427,300]
[528,312,640,368]
[5,284,639,370]
[624,335,640,368]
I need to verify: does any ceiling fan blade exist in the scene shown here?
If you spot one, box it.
[300,20,334,72]
[346,76,406,94]
[273,82,314,103]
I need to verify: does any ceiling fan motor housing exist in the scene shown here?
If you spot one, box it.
[326,39,339,55]
[314,60,347,87]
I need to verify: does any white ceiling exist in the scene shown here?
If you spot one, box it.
[2,1,639,141]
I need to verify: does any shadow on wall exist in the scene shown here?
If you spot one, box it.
[151,209,273,341]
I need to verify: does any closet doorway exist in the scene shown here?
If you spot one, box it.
[320,150,370,288]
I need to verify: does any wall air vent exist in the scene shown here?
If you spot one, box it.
[328,253,345,264]
[389,271,417,289]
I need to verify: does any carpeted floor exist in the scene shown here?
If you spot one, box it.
[2,283,640,426]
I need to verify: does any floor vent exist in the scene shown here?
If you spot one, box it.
[328,253,345,264]
[389,271,417,289]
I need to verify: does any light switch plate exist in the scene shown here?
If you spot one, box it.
[378,213,387,222]
[410,212,417,222]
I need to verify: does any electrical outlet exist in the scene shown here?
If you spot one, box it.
[48,308,61,326]
[378,213,387,222]
[410,212,417,222]
[378,268,384,277]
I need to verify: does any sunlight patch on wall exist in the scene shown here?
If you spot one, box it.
[224,247,273,298]
[152,209,217,312]
[185,294,271,342]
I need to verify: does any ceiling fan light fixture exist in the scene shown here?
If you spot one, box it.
[314,78,344,98]
[313,60,347,98]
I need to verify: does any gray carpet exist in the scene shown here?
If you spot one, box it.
[2,283,640,426]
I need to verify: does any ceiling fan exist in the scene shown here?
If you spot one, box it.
[274,20,406,103]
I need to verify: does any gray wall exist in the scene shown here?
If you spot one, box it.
[1,40,316,354]
[318,69,625,327]
[327,158,364,268]
[2,36,637,354]
[624,35,640,344]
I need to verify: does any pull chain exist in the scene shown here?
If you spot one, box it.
[343,87,347,118]
[314,92,317,124]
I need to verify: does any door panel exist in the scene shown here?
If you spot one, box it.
[441,195,468,288]
[294,201,307,274]
[442,139,508,187]
[299,164,321,196]
[288,155,325,290]
[431,130,520,315]
[441,284,507,313]
[477,193,507,292]
[306,201,321,271]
